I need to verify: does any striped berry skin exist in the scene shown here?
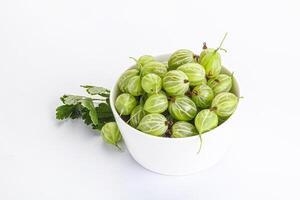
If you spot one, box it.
[168,49,196,70]
[194,109,218,134]
[115,93,137,115]
[168,95,197,121]
[126,75,143,96]
[137,114,168,136]
[177,63,206,86]
[129,105,146,128]
[140,61,168,77]
[162,70,189,96]
[191,84,214,109]
[144,93,168,114]
[211,92,238,117]
[207,74,232,95]
[171,121,198,138]
[141,73,162,94]
[118,69,139,93]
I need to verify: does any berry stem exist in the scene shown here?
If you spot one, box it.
[115,144,122,151]
[215,32,228,53]
[197,133,203,154]
[129,57,138,62]
[202,42,207,49]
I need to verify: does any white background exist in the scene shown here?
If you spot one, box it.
[1,0,300,199]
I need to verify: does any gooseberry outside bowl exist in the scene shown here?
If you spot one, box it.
[110,54,240,176]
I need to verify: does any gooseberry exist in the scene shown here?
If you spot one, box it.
[194,109,218,134]
[129,105,146,128]
[126,75,143,96]
[177,63,206,86]
[115,93,137,115]
[168,95,197,121]
[144,93,168,114]
[207,73,232,95]
[137,113,168,136]
[211,92,238,117]
[162,70,189,96]
[141,73,162,94]
[198,33,227,78]
[141,61,168,77]
[137,55,155,69]
[171,121,198,138]
[101,122,122,148]
[168,49,196,70]
[118,69,139,92]
[191,84,214,109]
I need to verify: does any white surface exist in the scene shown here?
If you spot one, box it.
[111,55,241,175]
[0,0,300,199]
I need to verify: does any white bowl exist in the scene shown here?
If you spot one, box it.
[110,54,240,175]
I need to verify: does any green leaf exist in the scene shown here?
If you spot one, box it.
[96,103,114,120]
[61,95,83,105]
[81,108,93,126]
[56,104,82,120]
[80,99,98,126]
[81,85,110,97]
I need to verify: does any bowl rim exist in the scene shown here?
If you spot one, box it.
[109,53,240,141]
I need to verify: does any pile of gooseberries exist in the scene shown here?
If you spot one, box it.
[115,33,239,139]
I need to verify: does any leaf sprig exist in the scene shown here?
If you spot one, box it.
[56,86,115,130]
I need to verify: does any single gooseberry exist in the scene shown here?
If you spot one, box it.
[162,70,189,96]
[191,84,214,109]
[168,95,197,121]
[140,61,168,77]
[137,55,155,69]
[198,33,228,78]
[171,121,198,138]
[207,73,232,95]
[118,69,139,92]
[115,93,137,115]
[144,93,168,114]
[126,75,143,96]
[137,113,168,136]
[194,109,218,134]
[177,63,206,86]
[168,49,196,70]
[141,73,162,94]
[211,92,238,117]
[129,105,146,128]
[101,122,122,148]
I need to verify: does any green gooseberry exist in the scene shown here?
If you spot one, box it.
[140,61,168,77]
[137,55,155,69]
[126,75,143,96]
[137,113,168,136]
[115,93,137,115]
[208,73,232,95]
[144,93,168,114]
[168,95,197,121]
[168,49,196,70]
[191,84,214,109]
[162,70,189,96]
[199,48,221,79]
[101,122,122,148]
[177,63,206,86]
[171,121,198,138]
[141,73,162,94]
[129,105,146,128]
[118,69,139,92]
[198,33,227,78]
[194,109,218,134]
[211,92,238,117]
